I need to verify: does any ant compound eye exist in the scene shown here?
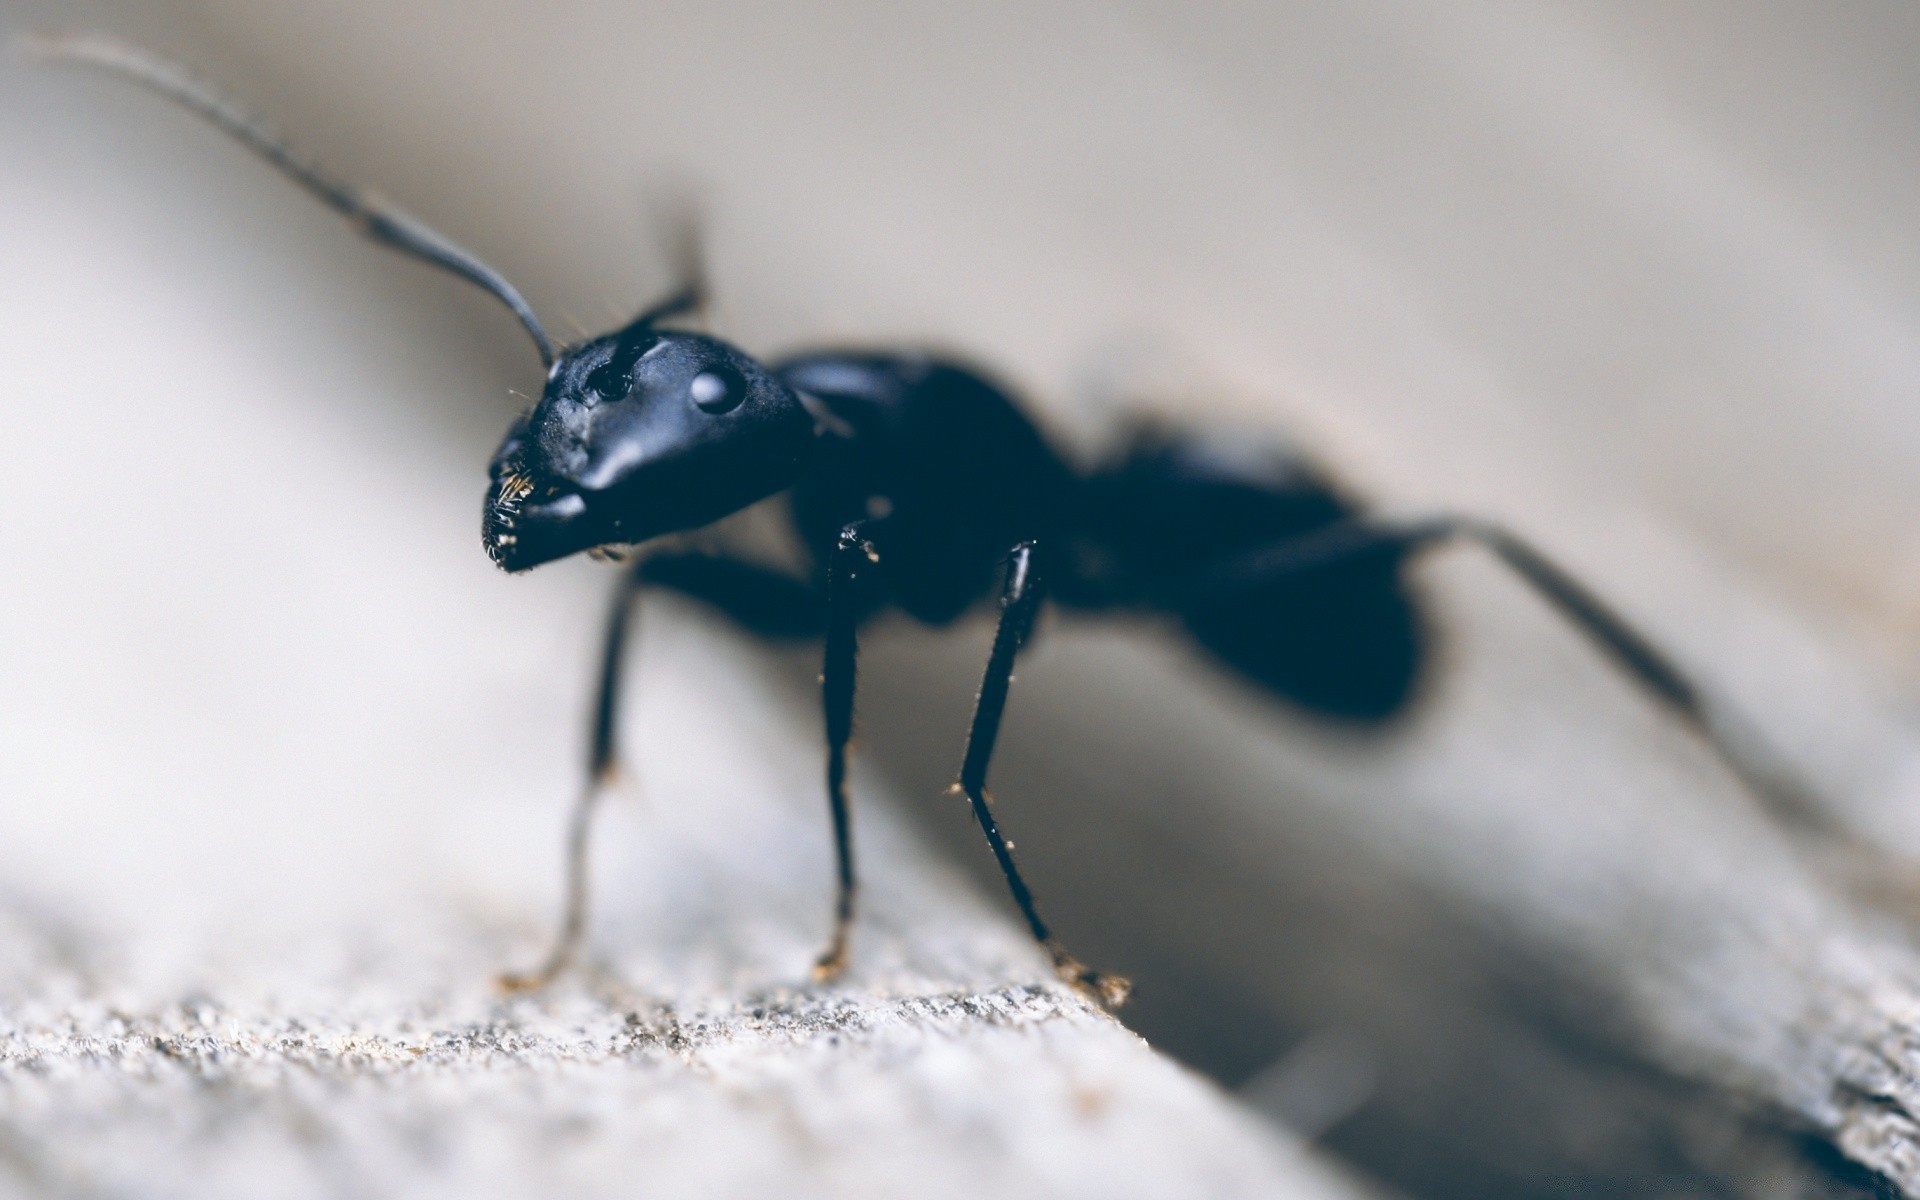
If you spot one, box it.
[689,367,746,414]
[586,360,630,402]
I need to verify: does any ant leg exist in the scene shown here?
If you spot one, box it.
[814,524,879,980]
[637,538,1118,995]
[501,552,827,992]
[1190,517,1808,820]
[955,542,1131,1008]
[648,550,852,979]
[501,561,646,991]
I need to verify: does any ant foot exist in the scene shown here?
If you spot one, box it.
[1047,943,1131,1009]
[496,951,570,995]
[496,968,553,995]
[811,930,851,982]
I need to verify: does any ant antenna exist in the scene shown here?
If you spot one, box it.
[626,192,708,328]
[25,34,557,369]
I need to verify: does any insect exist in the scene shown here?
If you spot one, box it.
[37,36,1793,1008]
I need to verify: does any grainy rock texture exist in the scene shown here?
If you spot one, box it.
[0,971,1354,1199]
[0,613,1361,1200]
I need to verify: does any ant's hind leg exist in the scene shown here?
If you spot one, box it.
[1191,517,1810,824]
[500,560,646,991]
[955,542,1130,1008]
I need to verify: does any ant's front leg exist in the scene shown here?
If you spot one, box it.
[814,523,880,980]
[953,542,1131,1008]
[499,563,644,992]
[501,551,824,991]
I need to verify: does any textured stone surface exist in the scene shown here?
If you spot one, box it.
[0,605,1358,1200]
[0,974,1351,1199]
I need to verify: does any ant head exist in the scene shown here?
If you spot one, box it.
[484,317,813,572]
[29,39,817,575]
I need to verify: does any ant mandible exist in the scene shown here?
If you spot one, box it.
[38,37,1790,1008]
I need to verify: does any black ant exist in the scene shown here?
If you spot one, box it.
[36,37,1794,1008]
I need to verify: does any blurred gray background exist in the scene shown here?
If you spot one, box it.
[5,2,1920,1195]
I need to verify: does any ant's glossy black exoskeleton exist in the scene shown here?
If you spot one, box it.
[39,37,1794,1008]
